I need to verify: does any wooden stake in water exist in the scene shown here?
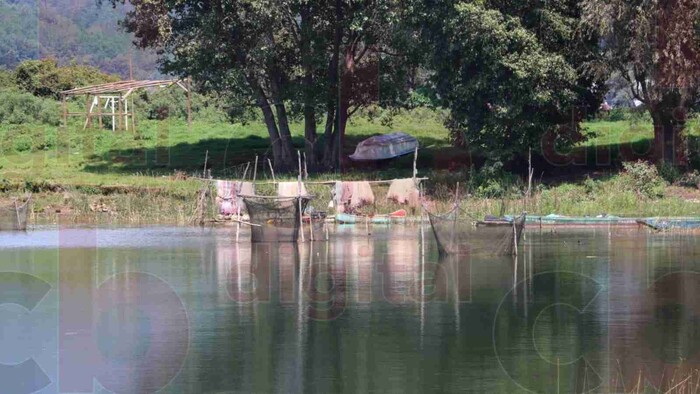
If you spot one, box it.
[412,146,418,181]
[203,150,209,178]
[303,152,309,180]
[512,220,519,256]
[253,155,258,183]
[297,151,305,242]
[268,158,276,183]
[242,162,250,180]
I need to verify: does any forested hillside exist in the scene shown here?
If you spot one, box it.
[0,0,159,78]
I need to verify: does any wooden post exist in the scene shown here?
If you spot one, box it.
[253,155,258,182]
[268,158,276,183]
[97,96,103,129]
[297,151,305,242]
[303,152,308,180]
[117,94,123,131]
[61,95,68,128]
[202,150,209,178]
[131,97,137,134]
[111,97,116,132]
[413,146,418,181]
[186,77,192,130]
[242,162,250,180]
[84,94,92,129]
[124,97,129,130]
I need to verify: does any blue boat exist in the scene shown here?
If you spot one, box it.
[636,218,700,230]
[516,214,637,226]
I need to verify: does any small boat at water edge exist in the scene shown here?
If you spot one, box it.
[335,209,407,225]
[476,215,521,227]
[520,214,638,226]
[636,218,700,230]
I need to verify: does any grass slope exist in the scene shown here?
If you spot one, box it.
[1,112,700,222]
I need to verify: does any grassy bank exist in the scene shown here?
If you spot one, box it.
[2,112,700,224]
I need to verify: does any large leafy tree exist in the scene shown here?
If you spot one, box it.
[109,0,415,171]
[582,0,700,165]
[417,0,604,161]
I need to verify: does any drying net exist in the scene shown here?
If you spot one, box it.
[426,205,525,255]
[0,196,31,231]
[243,195,314,243]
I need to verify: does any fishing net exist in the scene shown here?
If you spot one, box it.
[0,196,31,231]
[242,195,314,243]
[426,205,525,256]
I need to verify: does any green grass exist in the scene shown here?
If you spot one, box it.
[3,112,700,223]
[0,108,451,186]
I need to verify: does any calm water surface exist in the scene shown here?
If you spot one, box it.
[2,225,700,393]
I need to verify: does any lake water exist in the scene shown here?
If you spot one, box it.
[2,225,700,393]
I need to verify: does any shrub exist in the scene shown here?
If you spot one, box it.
[607,108,627,122]
[657,161,682,184]
[468,161,521,198]
[133,88,227,122]
[0,69,15,90]
[0,90,60,126]
[14,58,118,99]
[620,160,666,198]
[677,170,700,189]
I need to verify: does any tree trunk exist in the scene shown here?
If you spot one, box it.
[321,0,344,170]
[269,69,297,171]
[246,74,295,172]
[301,5,318,172]
[650,102,687,166]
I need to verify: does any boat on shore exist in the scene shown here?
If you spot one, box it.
[349,132,418,161]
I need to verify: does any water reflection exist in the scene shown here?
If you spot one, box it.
[5,226,700,392]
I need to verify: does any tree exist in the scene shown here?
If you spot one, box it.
[14,58,118,99]
[416,0,604,162]
[582,0,700,165]
[110,0,415,172]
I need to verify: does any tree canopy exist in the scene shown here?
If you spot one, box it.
[582,0,700,164]
[418,0,604,161]
[112,0,417,171]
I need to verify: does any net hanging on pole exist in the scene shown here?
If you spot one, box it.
[426,204,526,256]
[242,195,314,243]
[0,195,31,231]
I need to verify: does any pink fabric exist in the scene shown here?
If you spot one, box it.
[334,181,374,212]
[216,181,254,216]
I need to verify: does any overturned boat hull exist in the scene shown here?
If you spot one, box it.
[349,132,418,161]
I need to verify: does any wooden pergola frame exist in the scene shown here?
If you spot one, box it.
[60,78,192,132]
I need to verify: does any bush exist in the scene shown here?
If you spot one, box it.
[133,88,226,122]
[620,160,666,198]
[14,58,118,99]
[677,171,700,189]
[0,90,60,126]
[607,108,627,122]
[0,69,15,90]
[468,161,521,198]
[657,161,682,184]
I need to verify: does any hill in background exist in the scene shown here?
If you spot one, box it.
[0,0,159,79]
